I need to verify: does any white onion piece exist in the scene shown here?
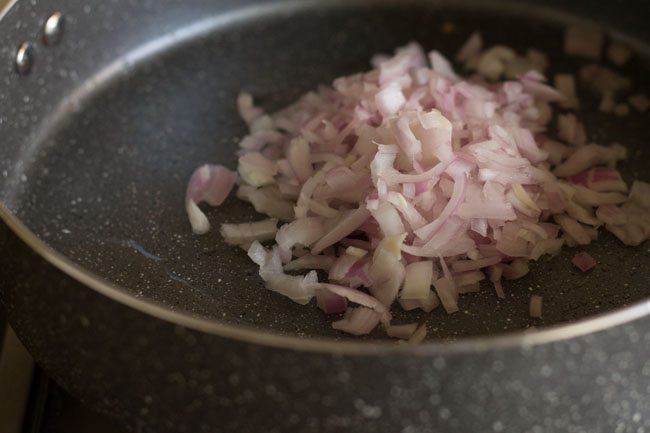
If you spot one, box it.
[369,236,406,306]
[503,259,529,280]
[454,270,485,287]
[287,137,313,182]
[311,207,370,254]
[596,205,627,226]
[555,74,579,109]
[317,284,387,315]
[284,254,335,272]
[430,50,460,80]
[456,32,482,67]
[237,92,263,125]
[238,152,278,187]
[433,277,459,314]
[265,271,318,305]
[332,307,381,336]
[220,219,278,247]
[386,323,419,340]
[529,238,564,260]
[572,186,627,207]
[489,265,506,299]
[554,144,627,177]
[401,261,434,300]
[556,114,587,146]
[329,254,360,282]
[247,187,295,221]
[276,217,324,260]
[565,201,601,227]
[630,181,650,210]
[370,200,406,237]
[375,83,406,117]
[529,295,543,318]
[418,290,441,313]
[554,214,591,245]
[451,256,501,272]
[407,324,428,345]
[477,46,516,81]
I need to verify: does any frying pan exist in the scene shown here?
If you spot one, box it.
[0,0,649,431]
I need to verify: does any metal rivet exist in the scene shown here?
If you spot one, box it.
[15,42,35,75]
[43,12,64,46]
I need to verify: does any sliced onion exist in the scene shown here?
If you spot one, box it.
[220,219,278,247]
[284,254,335,272]
[311,207,370,254]
[554,144,627,177]
[554,214,591,245]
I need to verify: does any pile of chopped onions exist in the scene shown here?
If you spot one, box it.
[185,35,650,339]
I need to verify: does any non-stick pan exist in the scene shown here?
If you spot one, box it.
[0,0,649,432]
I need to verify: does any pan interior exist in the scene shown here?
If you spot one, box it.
[9,2,650,341]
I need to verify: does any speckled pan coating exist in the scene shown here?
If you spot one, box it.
[0,0,649,432]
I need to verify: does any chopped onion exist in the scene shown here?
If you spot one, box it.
[529,295,543,318]
[554,74,579,109]
[572,251,597,272]
[456,32,482,68]
[332,307,381,336]
[316,287,348,314]
[401,261,434,300]
[606,43,632,66]
[565,26,603,59]
[386,323,419,340]
[185,40,644,339]
[220,219,278,247]
[185,164,237,234]
[579,64,630,96]
[408,324,428,345]
[554,144,627,177]
[433,277,459,314]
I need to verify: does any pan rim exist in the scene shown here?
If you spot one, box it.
[2,0,650,355]
[3,203,650,355]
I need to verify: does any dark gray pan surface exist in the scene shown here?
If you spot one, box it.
[6,2,650,340]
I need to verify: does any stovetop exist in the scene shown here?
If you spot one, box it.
[1,310,127,433]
